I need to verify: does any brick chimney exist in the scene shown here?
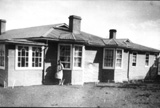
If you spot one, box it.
[109,29,117,39]
[69,15,81,34]
[0,19,6,35]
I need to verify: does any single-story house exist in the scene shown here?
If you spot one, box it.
[0,15,159,87]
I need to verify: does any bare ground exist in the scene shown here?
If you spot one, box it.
[0,83,160,107]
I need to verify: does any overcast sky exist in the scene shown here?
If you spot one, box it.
[0,0,160,49]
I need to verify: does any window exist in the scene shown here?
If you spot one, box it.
[0,44,5,69]
[32,47,42,67]
[59,44,71,69]
[103,48,114,68]
[132,52,137,66]
[16,45,43,69]
[58,44,84,70]
[116,49,122,68]
[145,54,149,66]
[17,46,29,67]
[73,45,83,68]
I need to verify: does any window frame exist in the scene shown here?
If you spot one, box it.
[58,44,72,70]
[132,52,137,67]
[103,48,115,69]
[115,49,123,69]
[145,53,150,67]
[0,44,5,69]
[15,45,44,70]
[73,45,84,70]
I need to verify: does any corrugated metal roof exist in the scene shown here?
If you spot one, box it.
[0,23,64,39]
[103,38,160,53]
[0,23,159,53]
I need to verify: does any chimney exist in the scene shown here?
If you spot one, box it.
[0,19,6,35]
[69,15,82,34]
[109,29,117,39]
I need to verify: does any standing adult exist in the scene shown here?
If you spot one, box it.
[55,60,64,85]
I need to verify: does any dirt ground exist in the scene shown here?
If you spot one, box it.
[0,83,160,107]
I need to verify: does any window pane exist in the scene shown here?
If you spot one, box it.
[74,46,82,68]
[132,53,137,66]
[145,54,149,66]
[59,45,71,69]
[32,47,42,67]
[63,63,70,68]
[116,50,122,68]
[17,46,29,67]
[104,49,114,67]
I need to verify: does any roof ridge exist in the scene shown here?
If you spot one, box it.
[42,28,54,37]
[71,33,76,40]
[112,38,118,46]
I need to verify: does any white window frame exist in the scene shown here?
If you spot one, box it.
[15,45,44,70]
[73,45,84,70]
[58,44,72,70]
[115,49,123,69]
[103,48,115,69]
[132,52,137,67]
[145,53,149,67]
[0,44,5,69]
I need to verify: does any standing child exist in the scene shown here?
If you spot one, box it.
[55,60,64,85]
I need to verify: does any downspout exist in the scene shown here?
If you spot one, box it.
[42,40,48,84]
[127,50,130,82]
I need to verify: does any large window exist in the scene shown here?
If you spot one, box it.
[145,54,149,66]
[16,45,43,69]
[103,48,114,68]
[132,52,137,66]
[32,47,42,67]
[17,46,29,67]
[73,45,83,68]
[58,44,84,70]
[116,49,123,68]
[59,44,71,69]
[0,44,5,69]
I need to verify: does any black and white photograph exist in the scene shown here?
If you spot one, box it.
[0,0,160,107]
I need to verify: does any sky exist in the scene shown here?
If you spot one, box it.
[0,0,160,50]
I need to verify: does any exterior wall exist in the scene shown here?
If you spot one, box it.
[0,44,8,87]
[129,52,156,80]
[114,50,129,82]
[72,70,83,85]
[84,46,103,83]
[7,45,43,87]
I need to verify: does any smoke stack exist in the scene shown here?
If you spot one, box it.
[69,15,81,34]
[0,19,6,35]
[109,29,117,39]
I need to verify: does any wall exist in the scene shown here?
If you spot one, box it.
[72,70,83,85]
[84,46,103,83]
[129,52,156,80]
[0,44,8,87]
[7,45,43,87]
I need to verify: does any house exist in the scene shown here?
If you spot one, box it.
[0,15,159,87]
